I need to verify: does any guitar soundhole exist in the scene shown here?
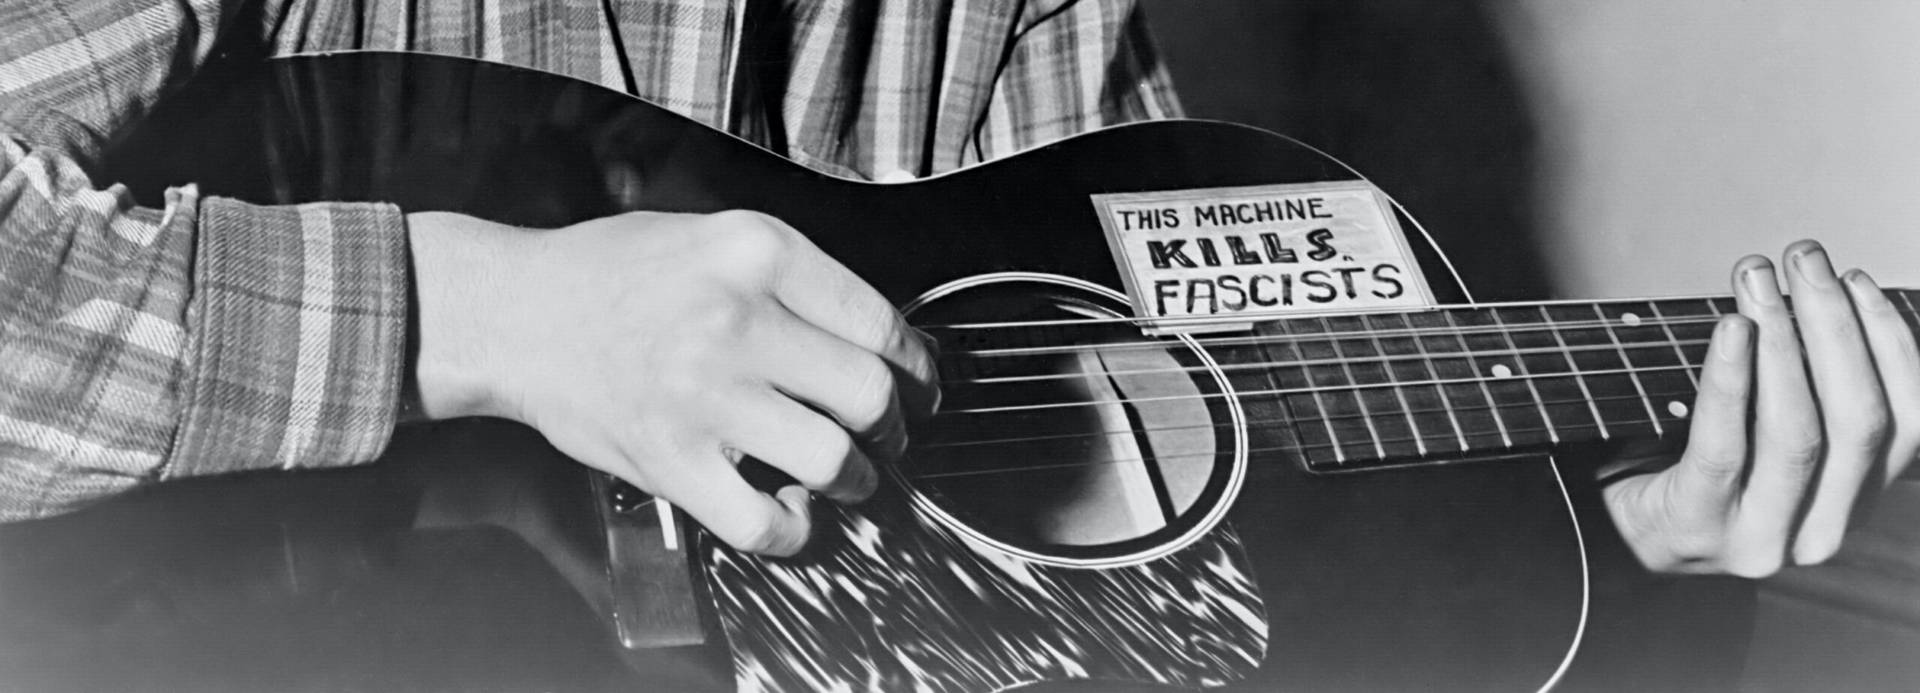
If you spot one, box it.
[903,274,1246,567]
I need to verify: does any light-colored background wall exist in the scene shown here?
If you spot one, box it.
[1148,0,1920,300]
[1147,2,1920,689]
[1497,0,1920,298]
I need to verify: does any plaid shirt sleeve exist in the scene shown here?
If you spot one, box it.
[0,0,409,520]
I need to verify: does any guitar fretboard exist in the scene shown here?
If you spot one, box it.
[1257,289,1920,470]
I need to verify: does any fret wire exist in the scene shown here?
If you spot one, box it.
[1647,299,1701,388]
[1362,313,1432,456]
[1411,310,1507,452]
[1322,316,1391,461]
[1488,307,1564,443]
[1557,303,1663,436]
[1444,309,1516,447]
[1398,312,1470,452]
[1537,304,1611,441]
[1269,319,1349,464]
[1591,303,1666,437]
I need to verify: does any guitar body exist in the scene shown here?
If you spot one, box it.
[84,53,1595,691]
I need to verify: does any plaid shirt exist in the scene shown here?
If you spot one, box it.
[0,0,1179,519]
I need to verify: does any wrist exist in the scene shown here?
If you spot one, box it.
[405,211,522,420]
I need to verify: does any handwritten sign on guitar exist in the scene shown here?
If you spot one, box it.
[1092,181,1435,335]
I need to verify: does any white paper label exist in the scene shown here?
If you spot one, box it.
[1092,181,1435,334]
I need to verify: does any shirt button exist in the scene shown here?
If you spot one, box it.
[875,168,917,183]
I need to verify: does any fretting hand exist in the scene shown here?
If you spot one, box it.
[406,210,940,556]
[1602,240,1920,576]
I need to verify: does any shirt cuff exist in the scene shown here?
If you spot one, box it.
[166,195,409,478]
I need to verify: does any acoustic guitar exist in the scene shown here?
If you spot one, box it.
[3,53,1807,691]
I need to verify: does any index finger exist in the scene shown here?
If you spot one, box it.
[761,217,941,416]
[1674,315,1755,514]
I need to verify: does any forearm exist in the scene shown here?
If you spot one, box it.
[0,134,411,519]
[0,0,423,520]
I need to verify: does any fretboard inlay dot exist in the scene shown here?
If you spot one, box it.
[1490,364,1514,379]
[1621,312,1643,327]
[1668,401,1690,418]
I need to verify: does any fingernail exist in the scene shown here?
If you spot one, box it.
[1845,269,1894,312]
[1792,244,1837,288]
[914,328,945,415]
[914,327,942,357]
[1741,263,1781,305]
[1716,317,1751,358]
[882,426,909,460]
[776,485,815,517]
[856,460,880,500]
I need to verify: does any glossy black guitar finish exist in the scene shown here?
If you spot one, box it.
[94,54,1592,691]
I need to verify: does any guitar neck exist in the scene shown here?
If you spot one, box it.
[1259,289,1920,471]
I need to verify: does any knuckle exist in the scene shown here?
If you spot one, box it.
[726,512,788,554]
[1701,374,1749,403]
[1689,456,1751,489]
[711,497,804,556]
[1690,452,1747,486]
[838,299,899,348]
[709,211,789,272]
[676,298,758,350]
[1770,423,1825,464]
[708,208,779,233]
[1662,534,1719,566]
[1834,408,1892,454]
[795,430,856,488]
[843,357,898,430]
[1661,517,1730,563]
[1793,531,1845,567]
[1619,485,1726,565]
[653,341,725,394]
[1724,547,1785,579]
[652,365,708,404]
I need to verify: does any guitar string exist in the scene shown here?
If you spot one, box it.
[934,312,1762,360]
[924,294,1920,358]
[912,292,1914,333]
[909,439,1496,480]
[908,382,1702,479]
[904,393,1689,482]
[932,362,1704,417]
[912,385,1694,456]
[891,299,1913,479]
[900,373,1702,477]
[935,309,1736,341]
[941,337,1714,388]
